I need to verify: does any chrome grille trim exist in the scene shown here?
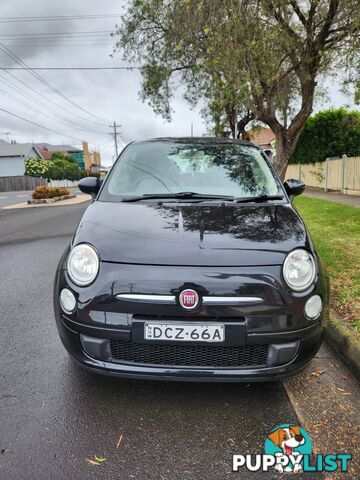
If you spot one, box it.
[203,296,263,305]
[116,294,176,304]
[116,293,263,305]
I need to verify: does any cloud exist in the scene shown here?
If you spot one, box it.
[0,0,206,165]
[0,0,356,166]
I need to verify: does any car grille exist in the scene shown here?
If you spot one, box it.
[110,340,269,368]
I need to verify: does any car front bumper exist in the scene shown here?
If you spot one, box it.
[54,260,329,382]
[56,315,324,382]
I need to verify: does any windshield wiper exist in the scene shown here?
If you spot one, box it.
[121,192,235,202]
[234,195,284,203]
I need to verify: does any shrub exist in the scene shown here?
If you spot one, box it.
[32,186,70,199]
[50,152,77,164]
[46,159,82,181]
[25,157,49,177]
[290,108,360,164]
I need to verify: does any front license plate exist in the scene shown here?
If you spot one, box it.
[144,323,225,342]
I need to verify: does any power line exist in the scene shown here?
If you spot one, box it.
[0,74,108,136]
[0,42,114,125]
[0,57,133,143]
[0,106,85,142]
[1,66,141,70]
[0,14,121,23]
[0,30,112,37]
[0,35,112,41]
[0,67,110,132]
[2,44,114,48]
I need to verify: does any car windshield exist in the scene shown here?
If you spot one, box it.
[99,140,282,201]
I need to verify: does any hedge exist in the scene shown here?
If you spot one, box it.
[289,108,360,165]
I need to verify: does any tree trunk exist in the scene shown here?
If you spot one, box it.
[237,113,254,140]
[226,108,253,139]
[273,129,299,181]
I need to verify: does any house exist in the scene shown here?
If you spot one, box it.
[35,143,85,170]
[247,127,276,160]
[0,142,43,177]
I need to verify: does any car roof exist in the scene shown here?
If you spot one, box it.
[131,137,261,149]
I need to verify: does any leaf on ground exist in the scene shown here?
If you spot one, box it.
[337,387,350,394]
[116,434,124,448]
[312,422,325,428]
[94,456,106,463]
[86,458,101,466]
[311,370,325,377]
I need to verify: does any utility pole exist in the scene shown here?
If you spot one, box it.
[191,123,194,137]
[109,121,122,159]
[0,132,11,142]
[234,109,238,139]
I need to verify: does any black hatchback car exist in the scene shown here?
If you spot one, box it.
[54,138,329,381]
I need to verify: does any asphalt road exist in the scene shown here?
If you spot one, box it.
[0,191,32,208]
[0,188,82,208]
[0,202,359,479]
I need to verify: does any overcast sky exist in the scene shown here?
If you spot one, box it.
[0,0,356,165]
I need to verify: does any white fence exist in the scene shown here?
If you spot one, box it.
[48,179,79,188]
[285,156,360,195]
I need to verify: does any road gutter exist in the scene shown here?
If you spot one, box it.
[326,310,360,381]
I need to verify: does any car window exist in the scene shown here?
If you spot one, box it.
[99,141,282,200]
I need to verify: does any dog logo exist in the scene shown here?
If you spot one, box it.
[264,424,311,473]
[233,423,351,474]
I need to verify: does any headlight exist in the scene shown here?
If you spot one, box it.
[60,288,76,313]
[283,249,316,292]
[305,295,323,320]
[67,243,99,286]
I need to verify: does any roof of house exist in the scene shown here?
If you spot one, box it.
[36,147,53,160]
[0,143,41,158]
[35,143,82,153]
[247,127,275,148]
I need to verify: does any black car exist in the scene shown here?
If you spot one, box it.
[54,137,329,381]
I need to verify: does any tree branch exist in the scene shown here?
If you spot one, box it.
[289,1,307,27]
[266,1,300,42]
[316,0,340,49]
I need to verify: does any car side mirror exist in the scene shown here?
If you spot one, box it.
[284,179,305,201]
[78,177,101,197]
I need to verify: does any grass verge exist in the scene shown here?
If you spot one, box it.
[294,196,360,336]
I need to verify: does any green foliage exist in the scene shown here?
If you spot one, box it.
[295,196,360,332]
[50,152,77,164]
[46,159,82,181]
[24,157,48,177]
[114,1,360,177]
[290,109,360,164]
[24,154,83,180]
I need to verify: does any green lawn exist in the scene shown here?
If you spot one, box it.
[294,196,360,335]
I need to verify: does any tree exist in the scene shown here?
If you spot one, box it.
[114,0,360,178]
[290,108,360,164]
[50,152,77,164]
[46,158,81,181]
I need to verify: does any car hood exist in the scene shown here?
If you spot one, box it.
[73,201,309,266]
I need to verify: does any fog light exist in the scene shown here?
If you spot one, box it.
[305,295,322,320]
[60,288,76,313]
